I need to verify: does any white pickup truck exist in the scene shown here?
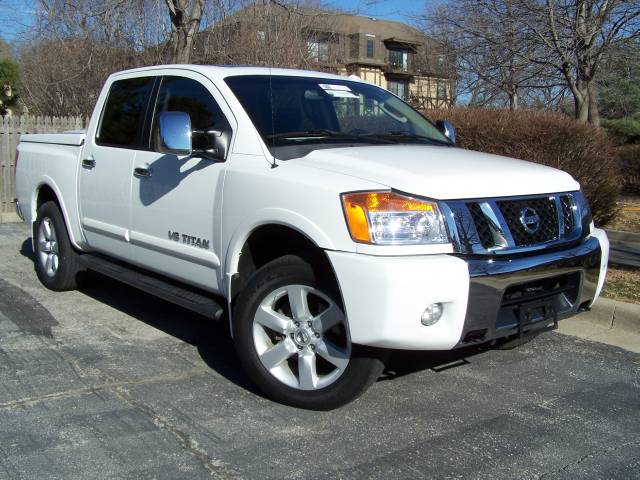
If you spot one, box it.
[15,65,609,409]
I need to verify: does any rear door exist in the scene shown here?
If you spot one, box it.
[78,75,156,261]
[129,73,235,292]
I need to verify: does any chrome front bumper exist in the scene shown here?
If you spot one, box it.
[455,235,603,347]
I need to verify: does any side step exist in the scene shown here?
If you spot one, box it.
[79,254,224,320]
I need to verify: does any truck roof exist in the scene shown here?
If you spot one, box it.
[110,65,359,83]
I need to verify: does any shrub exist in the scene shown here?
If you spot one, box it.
[424,108,621,226]
[617,144,640,194]
[602,117,640,145]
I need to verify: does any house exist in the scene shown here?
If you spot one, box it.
[196,3,455,108]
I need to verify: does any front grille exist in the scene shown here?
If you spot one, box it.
[561,196,575,231]
[453,192,584,253]
[497,198,559,246]
[468,203,493,249]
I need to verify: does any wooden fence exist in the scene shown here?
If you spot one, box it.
[0,116,88,214]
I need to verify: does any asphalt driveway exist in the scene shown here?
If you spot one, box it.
[0,223,639,479]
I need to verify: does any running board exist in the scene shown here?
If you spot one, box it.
[79,254,224,320]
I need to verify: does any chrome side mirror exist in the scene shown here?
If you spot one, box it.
[159,111,192,155]
[436,120,456,144]
[191,129,229,161]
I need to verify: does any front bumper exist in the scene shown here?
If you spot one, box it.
[327,229,608,350]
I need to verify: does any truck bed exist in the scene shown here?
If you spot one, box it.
[20,132,86,146]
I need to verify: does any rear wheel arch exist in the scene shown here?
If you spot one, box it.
[33,182,82,250]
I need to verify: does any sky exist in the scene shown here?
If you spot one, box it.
[0,0,429,44]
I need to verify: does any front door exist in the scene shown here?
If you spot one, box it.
[78,76,156,261]
[129,74,234,292]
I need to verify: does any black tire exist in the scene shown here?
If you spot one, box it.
[233,255,386,410]
[33,201,82,291]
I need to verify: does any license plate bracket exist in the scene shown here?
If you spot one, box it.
[517,299,558,338]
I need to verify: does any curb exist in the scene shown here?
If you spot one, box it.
[605,229,640,243]
[557,298,640,353]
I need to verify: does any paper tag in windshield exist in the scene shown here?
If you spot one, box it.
[319,84,358,98]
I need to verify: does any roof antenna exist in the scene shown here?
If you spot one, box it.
[268,67,278,169]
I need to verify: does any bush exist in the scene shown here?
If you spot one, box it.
[425,108,621,226]
[602,117,640,145]
[617,144,640,194]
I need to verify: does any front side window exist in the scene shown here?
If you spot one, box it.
[151,76,229,152]
[224,75,449,155]
[97,77,155,148]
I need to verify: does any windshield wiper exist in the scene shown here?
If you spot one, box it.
[266,129,394,144]
[361,132,452,146]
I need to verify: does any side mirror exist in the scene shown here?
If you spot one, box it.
[191,129,229,161]
[436,120,456,144]
[159,111,192,155]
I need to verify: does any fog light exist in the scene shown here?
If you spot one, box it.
[421,303,443,326]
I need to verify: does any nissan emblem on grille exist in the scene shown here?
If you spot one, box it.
[519,207,540,234]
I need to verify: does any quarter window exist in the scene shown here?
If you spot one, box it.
[97,77,155,148]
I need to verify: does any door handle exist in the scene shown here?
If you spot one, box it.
[133,166,152,178]
[82,156,96,169]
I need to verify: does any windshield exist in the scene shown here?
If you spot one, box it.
[224,75,450,152]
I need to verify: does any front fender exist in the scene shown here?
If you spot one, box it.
[223,207,336,285]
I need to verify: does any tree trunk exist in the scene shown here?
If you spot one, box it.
[587,81,600,126]
[570,78,589,123]
[509,90,518,110]
[165,0,205,64]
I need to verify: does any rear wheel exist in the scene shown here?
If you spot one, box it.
[33,201,82,291]
[233,255,386,410]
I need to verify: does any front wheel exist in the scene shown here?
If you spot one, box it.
[233,255,386,410]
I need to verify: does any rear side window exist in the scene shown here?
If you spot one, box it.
[151,76,230,152]
[97,77,155,148]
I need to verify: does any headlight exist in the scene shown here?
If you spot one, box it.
[341,191,449,245]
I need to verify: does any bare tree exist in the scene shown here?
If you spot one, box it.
[165,0,206,63]
[196,1,344,70]
[19,0,169,116]
[518,0,640,125]
[422,0,559,110]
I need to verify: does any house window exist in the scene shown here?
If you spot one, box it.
[388,79,408,100]
[308,38,329,62]
[389,49,409,71]
[366,35,375,58]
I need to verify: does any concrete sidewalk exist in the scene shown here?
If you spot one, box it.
[559,297,640,353]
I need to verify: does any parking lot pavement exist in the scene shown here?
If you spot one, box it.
[1,222,639,480]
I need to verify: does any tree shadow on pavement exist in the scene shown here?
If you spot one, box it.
[19,237,492,393]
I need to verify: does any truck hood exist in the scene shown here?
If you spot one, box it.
[298,145,579,200]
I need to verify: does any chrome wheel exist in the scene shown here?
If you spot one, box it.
[252,285,351,390]
[37,217,59,278]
